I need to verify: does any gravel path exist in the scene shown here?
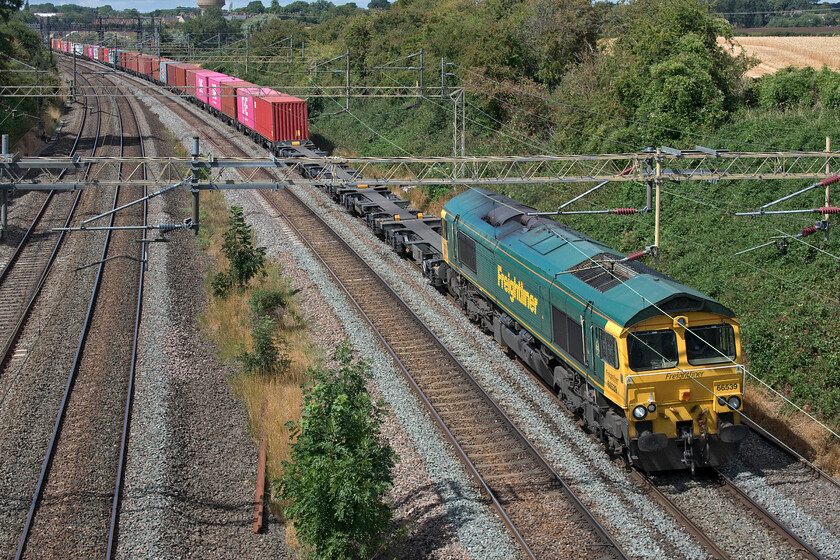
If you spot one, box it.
[116,78,292,558]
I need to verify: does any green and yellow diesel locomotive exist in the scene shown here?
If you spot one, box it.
[440,188,748,472]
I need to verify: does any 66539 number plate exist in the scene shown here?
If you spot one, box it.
[715,382,739,393]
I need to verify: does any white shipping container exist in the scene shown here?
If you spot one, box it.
[72,43,83,55]
[160,60,171,84]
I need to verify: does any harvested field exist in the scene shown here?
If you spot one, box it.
[719,35,840,77]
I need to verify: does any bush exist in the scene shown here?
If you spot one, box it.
[757,66,816,110]
[236,315,291,377]
[212,206,267,297]
[814,67,840,109]
[249,287,291,317]
[278,341,397,559]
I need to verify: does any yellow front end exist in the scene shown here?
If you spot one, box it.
[614,313,749,471]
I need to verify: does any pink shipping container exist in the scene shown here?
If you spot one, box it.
[195,71,227,104]
[236,86,273,131]
[208,76,242,112]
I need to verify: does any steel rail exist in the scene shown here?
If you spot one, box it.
[714,468,826,560]
[634,471,731,560]
[105,74,147,560]
[14,67,122,560]
[260,185,628,560]
[0,61,95,366]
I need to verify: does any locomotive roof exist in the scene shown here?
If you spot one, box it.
[444,188,735,328]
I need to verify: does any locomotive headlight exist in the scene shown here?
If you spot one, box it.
[647,403,657,413]
[718,396,727,406]
[633,405,647,420]
[727,396,742,410]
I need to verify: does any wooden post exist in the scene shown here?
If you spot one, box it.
[252,432,267,533]
[826,136,831,224]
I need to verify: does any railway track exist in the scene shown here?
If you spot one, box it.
[713,468,826,560]
[13,63,147,559]
[0,72,97,368]
[264,185,627,559]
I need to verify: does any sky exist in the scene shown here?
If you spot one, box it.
[44,0,370,13]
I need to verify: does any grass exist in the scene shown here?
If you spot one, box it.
[196,189,321,517]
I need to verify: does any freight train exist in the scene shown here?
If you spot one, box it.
[51,39,749,472]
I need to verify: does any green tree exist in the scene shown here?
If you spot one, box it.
[212,206,267,296]
[0,0,22,22]
[278,341,397,560]
[183,5,230,40]
[612,0,752,133]
[243,0,265,13]
[368,0,389,9]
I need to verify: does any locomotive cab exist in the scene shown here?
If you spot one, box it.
[620,313,748,472]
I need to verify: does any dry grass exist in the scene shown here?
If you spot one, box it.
[719,36,840,77]
[12,104,63,156]
[745,383,840,477]
[197,189,322,525]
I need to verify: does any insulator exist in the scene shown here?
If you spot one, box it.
[613,208,638,215]
[817,206,840,214]
[624,250,647,262]
[800,225,818,237]
[819,175,840,186]
[158,223,185,232]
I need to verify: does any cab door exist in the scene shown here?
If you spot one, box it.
[584,304,605,389]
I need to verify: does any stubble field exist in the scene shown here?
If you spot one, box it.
[719,35,840,76]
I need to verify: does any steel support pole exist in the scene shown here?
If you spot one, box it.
[460,88,465,159]
[191,136,200,234]
[1,135,8,239]
[654,148,662,266]
[245,33,249,75]
[72,47,76,102]
[345,49,350,111]
[826,136,831,225]
[441,57,445,100]
[419,48,424,99]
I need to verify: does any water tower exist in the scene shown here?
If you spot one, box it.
[196,0,225,12]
